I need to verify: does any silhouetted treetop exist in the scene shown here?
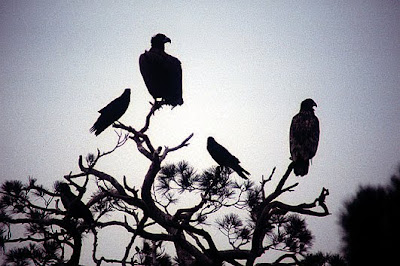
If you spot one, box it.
[0,33,334,265]
[340,165,400,265]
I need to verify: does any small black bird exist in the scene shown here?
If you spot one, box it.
[139,33,183,106]
[207,137,250,179]
[57,183,94,226]
[289,98,320,176]
[90,88,130,136]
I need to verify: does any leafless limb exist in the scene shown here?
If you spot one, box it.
[261,167,276,199]
[160,133,194,161]
[140,101,163,133]
[123,175,139,197]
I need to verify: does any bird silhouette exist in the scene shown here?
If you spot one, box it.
[57,183,94,226]
[90,88,130,136]
[207,137,250,179]
[289,98,320,176]
[139,33,183,106]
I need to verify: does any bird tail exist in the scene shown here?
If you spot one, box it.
[89,124,101,136]
[242,168,250,175]
[235,166,250,180]
[293,159,309,176]
[89,125,96,134]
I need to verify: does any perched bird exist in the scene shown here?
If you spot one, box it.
[90,88,130,136]
[289,98,320,176]
[139,33,183,106]
[207,137,250,179]
[57,183,94,226]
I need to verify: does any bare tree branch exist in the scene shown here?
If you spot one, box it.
[160,133,194,161]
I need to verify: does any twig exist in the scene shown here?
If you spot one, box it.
[123,175,139,197]
[160,133,194,161]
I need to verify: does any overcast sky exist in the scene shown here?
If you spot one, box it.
[1,0,400,264]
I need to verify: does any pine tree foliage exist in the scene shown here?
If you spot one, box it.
[340,166,400,265]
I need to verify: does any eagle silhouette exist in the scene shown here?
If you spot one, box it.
[139,33,183,106]
[289,98,320,176]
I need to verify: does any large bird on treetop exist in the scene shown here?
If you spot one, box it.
[289,98,320,176]
[56,183,94,226]
[90,88,130,136]
[207,137,250,180]
[139,33,183,107]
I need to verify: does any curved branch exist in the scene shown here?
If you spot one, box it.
[261,167,276,199]
[78,156,126,195]
[140,101,163,133]
[274,162,295,194]
[112,122,154,159]
[160,133,194,161]
[97,221,175,242]
[271,187,331,217]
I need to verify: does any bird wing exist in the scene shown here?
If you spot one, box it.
[208,139,249,179]
[307,114,320,158]
[90,90,130,136]
[98,91,128,114]
[139,50,182,105]
[209,140,240,166]
[164,53,183,105]
[139,51,167,99]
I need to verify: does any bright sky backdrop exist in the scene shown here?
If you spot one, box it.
[1,1,400,264]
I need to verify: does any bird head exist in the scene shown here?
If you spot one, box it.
[207,137,215,146]
[151,33,171,49]
[300,98,317,112]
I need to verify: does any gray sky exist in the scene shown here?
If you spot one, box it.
[1,0,400,264]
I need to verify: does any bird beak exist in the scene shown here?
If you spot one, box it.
[164,37,171,43]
